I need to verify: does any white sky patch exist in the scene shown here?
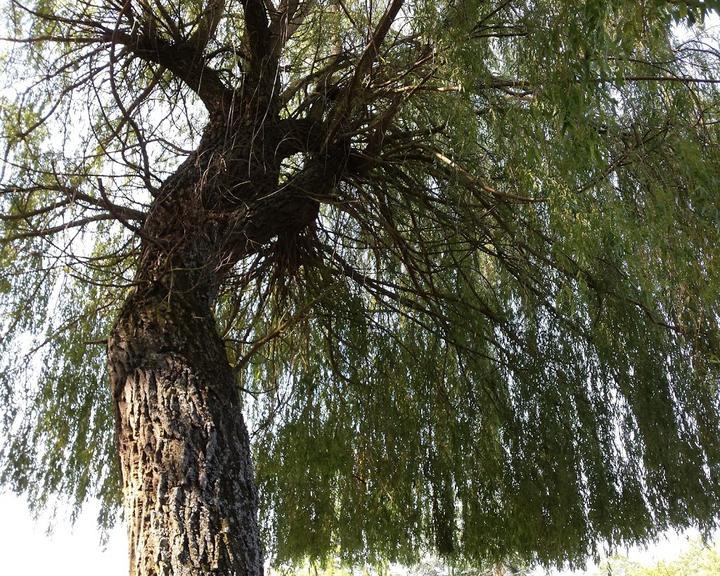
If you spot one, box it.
[530,529,716,576]
[0,491,127,576]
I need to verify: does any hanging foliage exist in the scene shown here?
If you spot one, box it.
[0,0,719,571]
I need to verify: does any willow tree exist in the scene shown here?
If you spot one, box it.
[1,0,720,573]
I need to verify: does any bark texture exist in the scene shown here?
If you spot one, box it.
[104,100,339,575]
[108,283,262,576]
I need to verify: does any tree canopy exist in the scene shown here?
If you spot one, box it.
[1,0,720,570]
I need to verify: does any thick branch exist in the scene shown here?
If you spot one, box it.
[107,30,231,112]
[240,0,277,110]
[268,0,315,58]
[190,0,227,50]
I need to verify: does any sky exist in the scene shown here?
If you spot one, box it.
[0,492,127,576]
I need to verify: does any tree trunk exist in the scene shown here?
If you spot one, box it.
[108,281,263,576]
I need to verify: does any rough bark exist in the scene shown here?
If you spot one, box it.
[108,281,263,576]
[104,108,339,575]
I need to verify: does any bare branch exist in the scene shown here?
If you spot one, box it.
[323,0,406,146]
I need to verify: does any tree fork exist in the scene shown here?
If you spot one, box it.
[108,282,263,576]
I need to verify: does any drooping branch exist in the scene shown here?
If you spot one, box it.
[0,214,118,243]
[0,183,147,224]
